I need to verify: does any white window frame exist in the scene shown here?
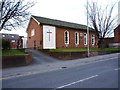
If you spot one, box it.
[84,33,87,45]
[64,31,69,45]
[75,32,79,45]
[12,36,14,38]
[91,34,95,45]
[31,29,35,36]
[2,35,5,37]
[11,40,15,42]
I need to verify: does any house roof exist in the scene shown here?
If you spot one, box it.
[114,24,120,31]
[32,15,94,31]
[1,33,19,40]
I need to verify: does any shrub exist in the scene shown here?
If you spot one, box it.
[2,39,11,50]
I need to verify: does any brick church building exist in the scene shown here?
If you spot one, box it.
[26,15,98,49]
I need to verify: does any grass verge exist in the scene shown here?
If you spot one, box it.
[49,48,120,52]
[2,49,26,56]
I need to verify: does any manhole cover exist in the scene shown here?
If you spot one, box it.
[61,67,67,69]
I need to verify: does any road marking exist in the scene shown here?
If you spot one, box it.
[1,72,33,80]
[56,75,98,89]
[94,57,118,63]
[114,68,120,71]
[0,78,2,80]
[77,57,118,67]
[1,68,61,80]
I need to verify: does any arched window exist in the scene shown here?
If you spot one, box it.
[91,34,95,45]
[31,29,35,36]
[64,31,69,45]
[75,32,79,45]
[84,33,87,45]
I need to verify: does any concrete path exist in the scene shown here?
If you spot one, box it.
[26,49,61,65]
[1,52,120,80]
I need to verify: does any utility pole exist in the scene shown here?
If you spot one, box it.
[87,0,90,57]
[118,1,120,25]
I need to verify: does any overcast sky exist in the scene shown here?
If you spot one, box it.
[0,0,119,37]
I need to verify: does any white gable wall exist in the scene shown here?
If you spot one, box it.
[43,25,56,49]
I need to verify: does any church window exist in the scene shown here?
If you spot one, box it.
[91,34,95,45]
[31,29,35,36]
[84,34,87,45]
[75,32,79,45]
[64,31,69,45]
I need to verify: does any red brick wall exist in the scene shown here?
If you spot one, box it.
[103,38,114,44]
[103,25,120,45]
[56,27,98,48]
[114,25,120,43]
[27,17,42,48]
[10,41,17,49]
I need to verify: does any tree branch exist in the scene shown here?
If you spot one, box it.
[1,0,35,31]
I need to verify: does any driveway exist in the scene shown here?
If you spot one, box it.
[26,49,60,65]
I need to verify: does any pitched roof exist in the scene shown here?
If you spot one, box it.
[32,15,94,31]
[114,24,120,31]
[1,33,19,40]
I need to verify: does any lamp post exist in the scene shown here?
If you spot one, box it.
[87,0,90,57]
[22,36,27,49]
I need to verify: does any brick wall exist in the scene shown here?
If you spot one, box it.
[103,25,120,47]
[103,38,114,44]
[27,18,42,48]
[10,41,17,49]
[114,25,120,43]
[56,27,98,48]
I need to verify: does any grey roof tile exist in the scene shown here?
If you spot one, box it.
[32,15,94,31]
[1,33,19,40]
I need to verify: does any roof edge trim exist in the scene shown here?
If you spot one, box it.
[32,16,40,25]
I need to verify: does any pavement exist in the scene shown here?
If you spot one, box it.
[1,50,120,80]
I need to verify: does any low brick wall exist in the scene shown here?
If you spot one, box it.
[2,53,32,68]
[47,51,118,60]
[48,52,87,60]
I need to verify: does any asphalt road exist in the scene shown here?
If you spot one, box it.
[2,57,119,89]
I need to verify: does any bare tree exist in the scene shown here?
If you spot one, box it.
[0,0,35,31]
[86,1,117,47]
